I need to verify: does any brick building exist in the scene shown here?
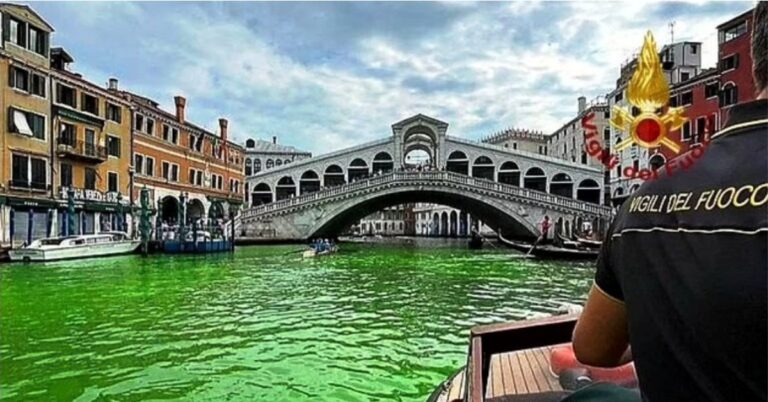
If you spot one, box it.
[718,9,757,120]
[116,89,244,231]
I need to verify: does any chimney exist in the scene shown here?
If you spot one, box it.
[218,118,228,142]
[578,96,587,114]
[174,96,186,122]
[272,136,277,144]
[108,78,118,91]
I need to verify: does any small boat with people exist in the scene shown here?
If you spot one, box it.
[498,234,599,260]
[303,238,338,258]
[8,232,140,262]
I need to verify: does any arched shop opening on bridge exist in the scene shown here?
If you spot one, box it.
[403,124,438,167]
[404,149,431,168]
[276,176,297,201]
[446,151,469,175]
[497,161,520,186]
[324,165,346,187]
[576,179,601,204]
[348,159,369,181]
[472,156,494,180]
[550,173,574,198]
[251,183,273,206]
[372,152,394,174]
[300,171,321,194]
[524,167,547,192]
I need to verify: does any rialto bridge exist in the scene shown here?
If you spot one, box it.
[239,114,612,240]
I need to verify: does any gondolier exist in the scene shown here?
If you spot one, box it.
[573,5,767,402]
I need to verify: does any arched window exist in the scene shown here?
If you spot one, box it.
[275,159,283,166]
[253,159,262,174]
[550,173,573,198]
[498,161,520,186]
[266,159,274,169]
[299,170,320,195]
[649,154,666,171]
[523,167,547,192]
[324,165,345,187]
[348,158,369,181]
[472,156,494,180]
[446,151,469,175]
[577,179,601,204]
[251,183,272,206]
[275,176,296,201]
[372,152,394,174]
[245,139,255,148]
[244,158,252,176]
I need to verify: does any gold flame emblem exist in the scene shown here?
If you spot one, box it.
[611,31,686,153]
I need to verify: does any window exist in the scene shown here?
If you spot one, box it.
[162,161,170,180]
[31,74,45,97]
[135,114,144,131]
[9,18,26,47]
[189,169,195,184]
[604,110,610,119]
[9,108,45,139]
[106,103,121,123]
[82,93,99,115]
[57,84,76,108]
[721,21,748,43]
[163,124,170,141]
[680,91,693,106]
[60,163,72,187]
[720,54,739,71]
[28,26,46,56]
[690,44,697,54]
[85,168,96,190]
[705,82,719,99]
[616,165,622,178]
[59,122,76,146]
[145,118,154,135]
[721,84,738,107]
[696,117,707,142]
[680,72,690,82]
[614,91,623,103]
[108,172,118,193]
[633,159,639,170]
[171,164,179,182]
[513,142,517,150]
[134,154,144,175]
[145,157,155,176]
[681,121,692,141]
[669,95,678,107]
[171,128,178,144]
[162,125,179,144]
[107,135,121,157]
[12,154,29,187]
[196,171,203,186]
[9,66,29,91]
[30,157,46,188]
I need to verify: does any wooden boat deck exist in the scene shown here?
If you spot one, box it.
[437,345,563,402]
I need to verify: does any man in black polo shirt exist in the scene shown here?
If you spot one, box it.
[571,4,767,402]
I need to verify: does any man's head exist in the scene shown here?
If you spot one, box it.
[753,2,768,99]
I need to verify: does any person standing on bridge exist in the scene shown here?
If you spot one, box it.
[572,4,767,402]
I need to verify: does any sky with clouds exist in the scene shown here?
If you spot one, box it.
[31,1,752,154]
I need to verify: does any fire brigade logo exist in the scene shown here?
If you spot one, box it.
[611,31,687,154]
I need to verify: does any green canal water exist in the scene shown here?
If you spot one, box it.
[0,242,593,402]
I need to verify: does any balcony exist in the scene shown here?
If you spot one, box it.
[56,138,107,163]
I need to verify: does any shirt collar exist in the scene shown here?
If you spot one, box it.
[723,99,768,128]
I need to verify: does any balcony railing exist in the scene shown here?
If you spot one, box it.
[56,138,107,162]
[8,179,49,191]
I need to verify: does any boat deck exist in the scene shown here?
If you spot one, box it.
[438,345,563,402]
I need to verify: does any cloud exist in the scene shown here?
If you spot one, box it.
[30,1,753,155]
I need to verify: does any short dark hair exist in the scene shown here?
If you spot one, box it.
[753,2,768,92]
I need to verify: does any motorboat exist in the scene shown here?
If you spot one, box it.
[8,232,140,262]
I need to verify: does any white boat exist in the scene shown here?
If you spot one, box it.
[8,232,141,262]
[302,246,337,258]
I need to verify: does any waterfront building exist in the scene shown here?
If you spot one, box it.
[49,48,134,236]
[664,68,721,163]
[481,128,548,155]
[0,4,54,246]
[243,136,310,205]
[115,89,245,231]
[717,9,758,118]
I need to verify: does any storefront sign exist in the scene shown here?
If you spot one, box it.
[59,186,126,204]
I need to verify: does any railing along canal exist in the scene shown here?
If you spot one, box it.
[241,171,612,220]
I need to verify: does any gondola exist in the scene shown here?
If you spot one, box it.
[498,234,598,260]
[575,236,602,249]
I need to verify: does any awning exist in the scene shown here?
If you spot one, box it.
[13,110,34,136]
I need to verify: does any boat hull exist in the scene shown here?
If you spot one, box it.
[498,235,598,260]
[9,240,141,262]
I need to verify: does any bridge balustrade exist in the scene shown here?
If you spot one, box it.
[241,171,611,221]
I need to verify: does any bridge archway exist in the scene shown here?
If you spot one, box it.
[306,187,538,239]
[446,151,469,175]
[324,165,345,187]
[498,161,520,186]
[472,156,494,180]
[524,167,547,192]
[372,152,394,174]
[550,173,574,198]
[276,176,296,201]
[576,179,601,204]
[299,170,320,194]
[440,212,449,236]
[251,183,272,206]
[348,158,369,182]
